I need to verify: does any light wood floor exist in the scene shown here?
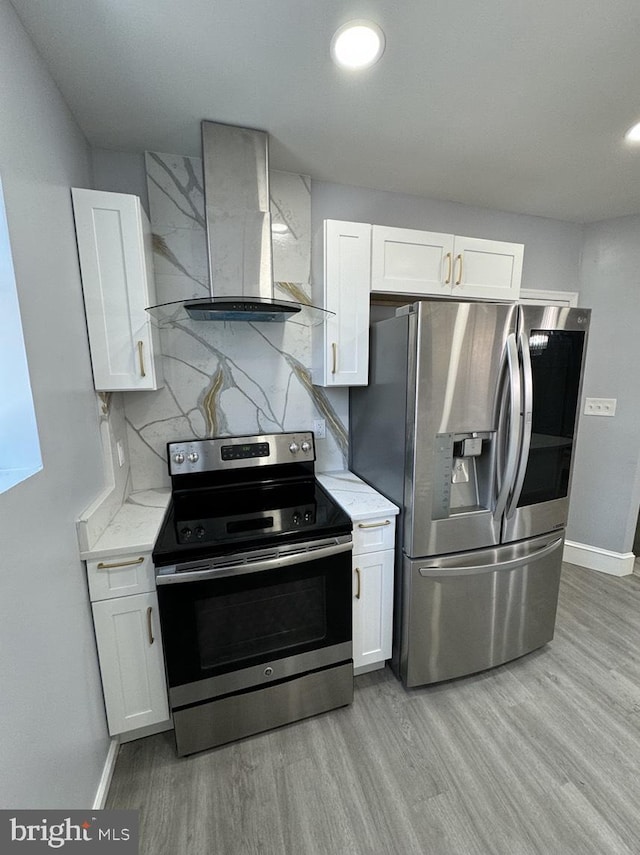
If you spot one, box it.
[107,562,640,854]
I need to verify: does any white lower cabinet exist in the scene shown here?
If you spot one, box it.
[87,552,169,736]
[352,516,395,675]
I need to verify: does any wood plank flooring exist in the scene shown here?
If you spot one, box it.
[107,562,640,854]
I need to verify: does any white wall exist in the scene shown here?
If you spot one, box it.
[568,215,640,554]
[0,0,110,808]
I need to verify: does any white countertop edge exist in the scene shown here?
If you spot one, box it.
[317,471,399,521]
[79,488,171,560]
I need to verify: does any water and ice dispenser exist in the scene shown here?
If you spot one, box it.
[432,431,494,519]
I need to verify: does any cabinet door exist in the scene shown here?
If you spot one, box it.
[92,592,169,735]
[314,220,371,387]
[72,188,163,391]
[452,235,523,301]
[371,225,453,296]
[353,550,394,674]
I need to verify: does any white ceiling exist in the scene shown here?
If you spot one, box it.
[11,0,640,222]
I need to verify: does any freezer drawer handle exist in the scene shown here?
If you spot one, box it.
[417,537,563,578]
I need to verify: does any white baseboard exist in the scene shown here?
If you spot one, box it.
[93,737,120,810]
[563,540,636,577]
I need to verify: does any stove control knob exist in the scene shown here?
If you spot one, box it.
[304,511,313,523]
[292,512,301,525]
[301,440,311,453]
[289,442,300,454]
[187,452,199,464]
[180,527,192,540]
[173,453,185,465]
[194,526,205,539]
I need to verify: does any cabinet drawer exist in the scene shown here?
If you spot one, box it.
[87,552,155,602]
[353,517,395,554]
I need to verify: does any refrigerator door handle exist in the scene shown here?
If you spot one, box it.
[494,333,521,521]
[506,330,534,518]
[418,536,563,578]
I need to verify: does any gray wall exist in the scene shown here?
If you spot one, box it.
[91,148,149,215]
[568,215,640,553]
[311,180,584,294]
[0,0,110,808]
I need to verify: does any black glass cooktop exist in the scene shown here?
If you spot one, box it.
[152,478,352,567]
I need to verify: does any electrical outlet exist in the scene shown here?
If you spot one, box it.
[313,418,326,439]
[584,397,617,417]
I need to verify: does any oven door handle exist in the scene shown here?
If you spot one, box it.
[156,539,353,585]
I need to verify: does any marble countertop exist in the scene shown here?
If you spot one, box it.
[317,471,399,521]
[79,488,171,560]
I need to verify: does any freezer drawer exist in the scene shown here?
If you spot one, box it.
[401,532,563,687]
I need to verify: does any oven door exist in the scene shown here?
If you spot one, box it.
[156,537,353,708]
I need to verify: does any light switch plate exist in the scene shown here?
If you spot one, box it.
[584,397,617,416]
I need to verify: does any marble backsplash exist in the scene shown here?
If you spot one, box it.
[121,152,348,490]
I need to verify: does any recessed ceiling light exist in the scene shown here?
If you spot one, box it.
[330,20,385,70]
[625,121,640,144]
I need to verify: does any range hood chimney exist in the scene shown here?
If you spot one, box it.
[184,121,301,322]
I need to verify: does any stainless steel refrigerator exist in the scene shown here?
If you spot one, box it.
[350,300,590,687]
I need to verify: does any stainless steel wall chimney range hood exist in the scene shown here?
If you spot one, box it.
[148,121,329,325]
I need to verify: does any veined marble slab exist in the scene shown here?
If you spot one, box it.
[317,471,399,521]
[121,151,347,492]
[80,489,170,559]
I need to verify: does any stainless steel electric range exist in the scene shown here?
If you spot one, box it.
[152,431,354,756]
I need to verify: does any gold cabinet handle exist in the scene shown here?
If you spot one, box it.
[357,519,391,529]
[146,606,155,645]
[444,251,452,285]
[96,557,145,570]
[454,253,463,286]
[137,340,146,377]
[331,342,337,375]
[355,567,361,599]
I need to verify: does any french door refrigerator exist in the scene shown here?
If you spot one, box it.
[350,300,590,687]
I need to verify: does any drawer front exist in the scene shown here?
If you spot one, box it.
[87,552,155,602]
[352,516,395,554]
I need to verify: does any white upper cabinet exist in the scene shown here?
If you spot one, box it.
[371,226,453,296]
[371,225,523,301]
[72,188,163,391]
[451,235,524,301]
[313,220,371,387]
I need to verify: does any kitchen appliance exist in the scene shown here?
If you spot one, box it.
[152,431,353,756]
[147,121,329,324]
[350,300,590,687]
